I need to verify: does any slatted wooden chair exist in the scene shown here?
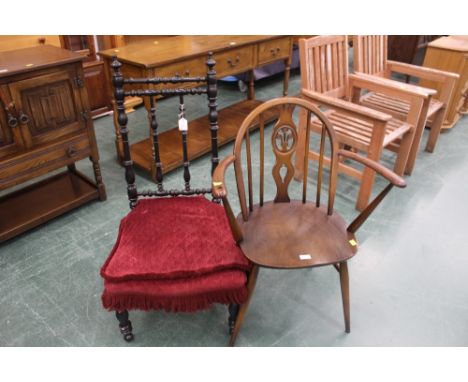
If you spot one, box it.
[353,35,459,174]
[296,35,427,210]
[213,97,406,345]
[99,54,252,343]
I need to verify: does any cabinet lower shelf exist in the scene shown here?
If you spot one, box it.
[130,99,279,176]
[0,171,100,243]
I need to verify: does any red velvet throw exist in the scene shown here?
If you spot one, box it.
[100,196,251,312]
[102,270,248,312]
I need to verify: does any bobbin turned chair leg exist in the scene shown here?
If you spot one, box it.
[116,310,134,342]
[228,304,240,334]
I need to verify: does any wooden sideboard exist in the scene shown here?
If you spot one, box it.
[0,45,106,242]
[100,35,293,179]
[420,36,468,129]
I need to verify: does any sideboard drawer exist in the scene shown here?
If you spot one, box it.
[258,37,291,65]
[0,134,91,189]
[214,46,255,77]
[152,56,207,89]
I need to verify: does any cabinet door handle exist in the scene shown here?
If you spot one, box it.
[7,113,18,128]
[67,146,77,157]
[227,55,241,68]
[18,111,30,124]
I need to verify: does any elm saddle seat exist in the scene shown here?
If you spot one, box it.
[99,53,253,344]
[212,97,406,345]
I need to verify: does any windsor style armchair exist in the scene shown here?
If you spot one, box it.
[213,97,406,345]
[100,54,252,342]
[296,35,427,211]
[353,35,459,174]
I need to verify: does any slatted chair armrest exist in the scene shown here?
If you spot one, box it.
[212,154,236,198]
[338,149,406,234]
[349,73,435,98]
[302,89,392,123]
[338,149,406,187]
[387,60,460,83]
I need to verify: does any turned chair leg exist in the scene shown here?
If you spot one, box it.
[116,310,134,342]
[228,304,240,334]
[229,265,260,346]
[339,261,351,333]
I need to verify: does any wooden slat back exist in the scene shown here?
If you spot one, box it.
[233,97,339,221]
[353,35,388,76]
[299,35,349,99]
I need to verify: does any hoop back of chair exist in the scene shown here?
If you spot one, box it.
[299,35,349,99]
[233,97,340,222]
[111,54,219,208]
[353,35,388,76]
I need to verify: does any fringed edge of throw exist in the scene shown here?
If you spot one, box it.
[101,287,248,313]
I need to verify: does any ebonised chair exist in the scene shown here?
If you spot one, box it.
[100,54,251,342]
[213,97,406,345]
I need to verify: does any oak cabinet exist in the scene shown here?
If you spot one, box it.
[0,45,106,242]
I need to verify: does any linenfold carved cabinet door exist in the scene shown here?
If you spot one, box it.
[7,66,87,149]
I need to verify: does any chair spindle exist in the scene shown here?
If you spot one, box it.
[111,56,138,208]
[148,96,164,192]
[259,114,265,207]
[206,52,219,175]
[179,95,191,191]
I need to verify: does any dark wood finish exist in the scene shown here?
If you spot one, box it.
[297,35,425,210]
[115,310,134,342]
[108,55,254,342]
[130,99,278,175]
[214,97,406,345]
[111,53,219,209]
[61,36,112,118]
[0,45,106,242]
[0,171,99,242]
[339,261,350,333]
[353,35,459,174]
[99,35,293,178]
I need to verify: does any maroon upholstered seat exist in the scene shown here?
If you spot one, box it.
[100,196,251,313]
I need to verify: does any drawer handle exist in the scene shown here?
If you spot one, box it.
[175,70,191,77]
[18,111,30,124]
[227,55,241,68]
[67,146,77,157]
[270,47,281,57]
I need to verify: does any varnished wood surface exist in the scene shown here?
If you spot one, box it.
[130,99,278,174]
[237,201,357,269]
[0,45,84,78]
[103,36,293,177]
[420,36,468,129]
[99,35,288,68]
[0,35,61,53]
[0,171,99,242]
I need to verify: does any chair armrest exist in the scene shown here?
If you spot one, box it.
[302,89,392,122]
[349,73,435,98]
[212,154,236,198]
[339,149,406,234]
[338,149,406,188]
[387,60,460,83]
